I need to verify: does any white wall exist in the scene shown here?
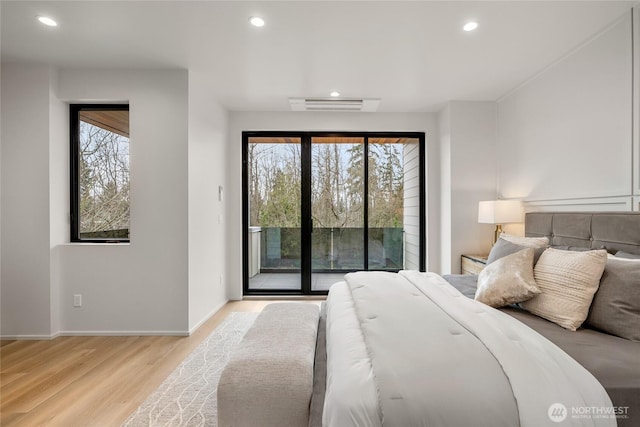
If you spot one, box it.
[226,112,438,299]
[56,69,190,334]
[498,14,634,211]
[1,66,193,337]
[0,60,2,335]
[49,68,66,335]
[1,64,52,338]
[187,73,229,332]
[438,106,452,274]
[635,9,640,200]
[439,102,498,274]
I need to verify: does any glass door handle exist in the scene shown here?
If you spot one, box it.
[310,218,313,233]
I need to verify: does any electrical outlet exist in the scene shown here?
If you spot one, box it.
[73,294,82,307]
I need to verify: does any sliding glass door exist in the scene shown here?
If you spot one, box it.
[243,132,425,295]
[368,137,422,271]
[311,137,365,291]
[245,136,302,292]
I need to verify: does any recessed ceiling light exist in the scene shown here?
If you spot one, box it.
[330,91,340,97]
[463,21,478,32]
[37,16,58,27]
[249,16,265,27]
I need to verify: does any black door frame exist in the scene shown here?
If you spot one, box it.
[242,131,426,296]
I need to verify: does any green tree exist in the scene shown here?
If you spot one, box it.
[260,168,301,227]
[373,144,404,227]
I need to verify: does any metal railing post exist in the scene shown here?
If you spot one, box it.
[403,230,406,270]
[330,227,334,270]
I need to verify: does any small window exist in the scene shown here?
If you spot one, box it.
[70,104,130,242]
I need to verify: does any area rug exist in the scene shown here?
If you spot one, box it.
[122,312,259,427]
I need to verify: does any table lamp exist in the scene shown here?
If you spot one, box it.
[478,200,523,244]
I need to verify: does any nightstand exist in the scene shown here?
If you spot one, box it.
[461,254,488,275]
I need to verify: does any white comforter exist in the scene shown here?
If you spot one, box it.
[323,271,615,427]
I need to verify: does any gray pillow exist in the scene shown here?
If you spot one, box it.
[487,238,524,264]
[488,238,544,265]
[551,245,589,252]
[614,251,640,259]
[586,257,640,342]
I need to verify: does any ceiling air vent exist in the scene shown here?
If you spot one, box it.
[289,97,380,112]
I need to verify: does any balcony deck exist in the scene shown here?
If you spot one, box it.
[249,272,347,291]
[248,226,405,292]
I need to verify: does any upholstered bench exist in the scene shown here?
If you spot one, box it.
[217,303,320,427]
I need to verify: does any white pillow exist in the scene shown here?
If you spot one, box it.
[475,248,540,308]
[500,233,549,249]
[521,248,607,331]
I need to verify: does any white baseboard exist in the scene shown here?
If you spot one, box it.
[0,333,59,340]
[2,300,231,340]
[188,299,228,336]
[59,330,190,337]
[1,330,190,340]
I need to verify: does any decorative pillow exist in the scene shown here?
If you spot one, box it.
[586,257,640,342]
[475,248,541,308]
[500,233,549,249]
[614,251,640,259]
[521,248,607,331]
[488,238,545,266]
[551,245,589,252]
[487,238,526,264]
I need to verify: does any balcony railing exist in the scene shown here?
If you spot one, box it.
[249,227,404,273]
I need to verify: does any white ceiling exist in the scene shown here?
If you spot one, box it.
[1,1,634,112]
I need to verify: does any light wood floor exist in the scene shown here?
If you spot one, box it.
[0,300,321,426]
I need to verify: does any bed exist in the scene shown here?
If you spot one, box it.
[314,212,640,427]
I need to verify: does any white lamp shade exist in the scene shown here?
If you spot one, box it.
[478,200,522,224]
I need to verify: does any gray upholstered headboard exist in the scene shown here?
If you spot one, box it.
[525,212,640,255]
